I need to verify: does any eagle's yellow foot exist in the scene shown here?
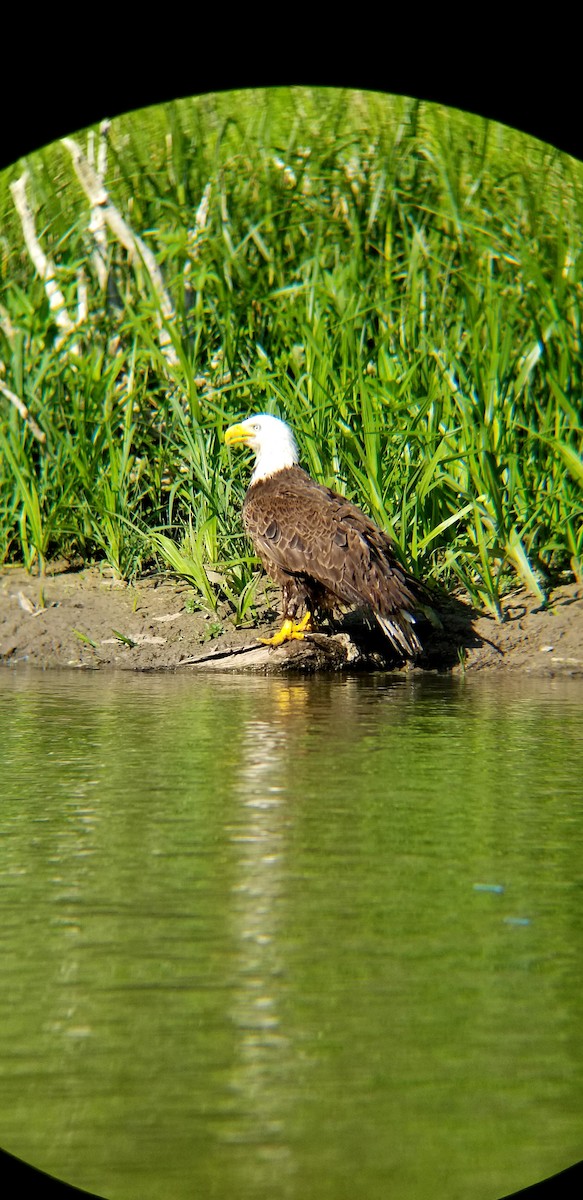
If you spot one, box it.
[259,612,312,646]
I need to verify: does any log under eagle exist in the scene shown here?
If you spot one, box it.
[224,413,431,658]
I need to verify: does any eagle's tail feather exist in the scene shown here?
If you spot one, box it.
[374,611,423,659]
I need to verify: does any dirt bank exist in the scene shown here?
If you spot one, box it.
[1,564,582,677]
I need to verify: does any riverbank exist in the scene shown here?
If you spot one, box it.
[1,564,582,677]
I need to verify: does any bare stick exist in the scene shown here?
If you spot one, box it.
[9,171,80,355]
[62,136,179,366]
[76,268,88,324]
[97,120,110,179]
[86,121,110,291]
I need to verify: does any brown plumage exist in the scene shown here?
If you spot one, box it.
[225,414,430,658]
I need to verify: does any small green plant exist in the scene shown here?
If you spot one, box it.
[111,629,137,648]
[202,620,224,642]
[72,628,97,649]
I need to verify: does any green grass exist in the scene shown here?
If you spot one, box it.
[1,87,582,617]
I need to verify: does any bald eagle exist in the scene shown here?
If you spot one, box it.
[224,413,431,658]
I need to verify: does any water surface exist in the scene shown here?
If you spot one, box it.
[1,668,582,1199]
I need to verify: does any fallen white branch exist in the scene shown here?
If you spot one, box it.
[63,136,179,366]
[76,268,88,324]
[86,121,110,290]
[97,120,110,179]
[10,171,81,355]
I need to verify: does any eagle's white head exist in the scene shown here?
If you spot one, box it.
[224,413,300,483]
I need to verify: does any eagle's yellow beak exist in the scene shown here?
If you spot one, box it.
[224,422,251,447]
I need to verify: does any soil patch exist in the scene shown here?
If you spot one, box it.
[1,564,582,677]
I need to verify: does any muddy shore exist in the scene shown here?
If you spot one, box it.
[1,565,582,678]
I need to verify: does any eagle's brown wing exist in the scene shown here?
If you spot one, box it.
[243,467,426,655]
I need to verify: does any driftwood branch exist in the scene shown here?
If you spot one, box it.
[178,631,365,672]
[9,171,81,355]
[62,136,179,367]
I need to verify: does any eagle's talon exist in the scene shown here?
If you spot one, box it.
[259,613,312,646]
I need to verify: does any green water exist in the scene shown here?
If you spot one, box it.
[0,668,582,1200]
